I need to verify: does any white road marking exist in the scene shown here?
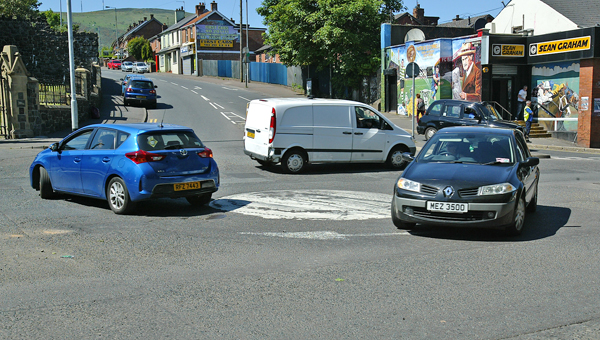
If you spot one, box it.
[238,96,251,101]
[222,86,238,91]
[181,86,189,90]
[191,90,198,94]
[213,102,224,109]
[159,79,167,82]
[194,86,202,90]
[220,112,245,125]
[552,156,600,161]
[209,102,218,110]
[201,95,210,101]
[240,231,409,240]
[210,190,392,221]
[170,82,179,85]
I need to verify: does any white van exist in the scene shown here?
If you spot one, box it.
[243,98,416,173]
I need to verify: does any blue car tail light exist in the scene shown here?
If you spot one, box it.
[197,147,213,158]
[125,150,166,164]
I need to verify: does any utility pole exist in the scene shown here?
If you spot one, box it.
[240,0,243,82]
[66,0,78,130]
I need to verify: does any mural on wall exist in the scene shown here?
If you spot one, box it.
[451,36,482,101]
[387,40,442,117]
[531,61,579,132]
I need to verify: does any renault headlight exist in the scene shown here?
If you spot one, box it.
[397,178,421,193]
[478,183,516,195]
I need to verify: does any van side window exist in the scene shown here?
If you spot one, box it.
[314,105,351,128]
[355,107,381,129]
[428,103,442,117]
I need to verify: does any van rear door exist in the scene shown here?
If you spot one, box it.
[244,100,273,158]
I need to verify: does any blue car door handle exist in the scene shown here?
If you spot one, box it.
[102,157,111,163]
[74,157,81,163]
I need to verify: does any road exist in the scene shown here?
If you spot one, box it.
[1,70,600,339]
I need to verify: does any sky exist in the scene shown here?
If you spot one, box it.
[38,0,506,29]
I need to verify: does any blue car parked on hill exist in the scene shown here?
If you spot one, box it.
[120,74,145,96]
[123,76,157,109]
[29,123,220,214]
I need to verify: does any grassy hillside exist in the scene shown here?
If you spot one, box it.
[57,9,192,49]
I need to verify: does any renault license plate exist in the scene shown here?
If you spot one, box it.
[427,201,468,213]
[174,181,201,191]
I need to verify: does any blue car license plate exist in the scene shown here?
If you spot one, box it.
[174,181,201,191]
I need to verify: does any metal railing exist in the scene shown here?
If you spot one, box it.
[485,101,514,120]
[39,84,69,105]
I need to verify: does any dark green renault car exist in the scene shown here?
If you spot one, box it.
[417,99,524,140]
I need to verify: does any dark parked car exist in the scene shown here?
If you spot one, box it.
[123,77,157,108]
[417,99,523,140]
[392,126,540,236]
[29,123,220,214]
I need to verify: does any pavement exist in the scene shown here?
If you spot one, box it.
[2,71,599,156]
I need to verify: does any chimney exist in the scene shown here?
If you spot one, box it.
[150,14,154,19]
[144,17,147,21]
[196,3,206,16]
[210,1,217,11]
[139,20,143,25]
[175,6,185,23]
[162,23,168,31]
[453,15,462,21]
[413,4,424,22]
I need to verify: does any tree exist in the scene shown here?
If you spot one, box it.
[0,0,40,19]
[257,0,404,89]
[127,36,152,61]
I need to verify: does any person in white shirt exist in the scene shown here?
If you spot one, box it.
[516,85,527,120]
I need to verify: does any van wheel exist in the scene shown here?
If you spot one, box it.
[425,127,437,140]
[282,149,307,173]
[387,146,407,169]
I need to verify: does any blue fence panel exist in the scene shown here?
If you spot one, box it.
[249,62,288,86]
[218,60,232,78]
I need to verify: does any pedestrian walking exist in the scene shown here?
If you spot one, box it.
[516,85,528,120]
[416,94,425,122]
[524,100,533,142]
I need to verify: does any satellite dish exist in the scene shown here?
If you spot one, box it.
[404,28,425,43]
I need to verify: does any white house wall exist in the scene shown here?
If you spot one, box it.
[492,0,578,35]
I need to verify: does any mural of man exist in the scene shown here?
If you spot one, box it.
[457,42,482,102]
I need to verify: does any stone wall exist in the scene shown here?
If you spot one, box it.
[0,17,98,85]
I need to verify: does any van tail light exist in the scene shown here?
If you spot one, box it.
[269,108,276,144]
[197,147,213,158]
[125,150,166,164]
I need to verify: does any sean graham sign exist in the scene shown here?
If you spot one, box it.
[529,36,591,56]
[492,44,524,57]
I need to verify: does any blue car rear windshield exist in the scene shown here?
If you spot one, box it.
[137,131,204,151]
[130,80,154,89]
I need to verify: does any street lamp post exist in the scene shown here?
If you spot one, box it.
[106,6,118,59]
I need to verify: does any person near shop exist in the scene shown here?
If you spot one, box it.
[524,100,533,142]
[416,94,425,122]
[516,85,528,120]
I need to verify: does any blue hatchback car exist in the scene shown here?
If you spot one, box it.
[124,77,157,109]
[29,123,220,214]
[121,74,145,96]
